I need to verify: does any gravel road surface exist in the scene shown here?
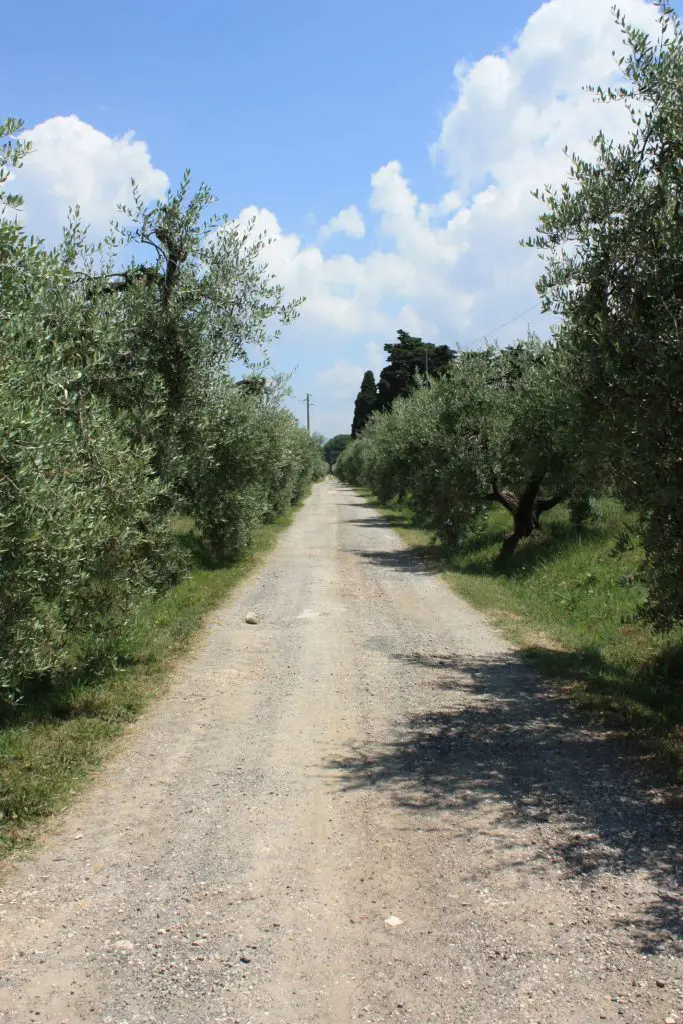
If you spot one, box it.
[1,480,681,1024]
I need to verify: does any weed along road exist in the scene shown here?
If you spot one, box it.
[1,480,681,1024]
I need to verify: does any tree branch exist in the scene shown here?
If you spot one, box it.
[535,492,567,514]
[488,477,519,515]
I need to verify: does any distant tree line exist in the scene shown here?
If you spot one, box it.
[337,5,683,628]
[323,434,352,468]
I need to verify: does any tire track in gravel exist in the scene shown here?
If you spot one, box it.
[0,479,680,1024]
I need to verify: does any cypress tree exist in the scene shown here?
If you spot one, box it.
[351,370,378,437]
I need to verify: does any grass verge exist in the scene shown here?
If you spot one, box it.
[361,490,683,780]
[0,504,302,858]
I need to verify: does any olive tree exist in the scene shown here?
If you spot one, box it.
[185,380,324,557]
[108,175,303,493]
[0,121,180,701]
[340,338,581,558]
[529,5,683,623]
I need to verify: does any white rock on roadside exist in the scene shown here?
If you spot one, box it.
[245,613,259,625]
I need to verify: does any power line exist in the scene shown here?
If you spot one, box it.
[464,300,544,349]
[301,302,542,434]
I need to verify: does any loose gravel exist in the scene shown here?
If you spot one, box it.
[0,480,681,1023]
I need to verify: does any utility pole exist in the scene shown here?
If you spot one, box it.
[424,349,430,380]
[305,393,312,434]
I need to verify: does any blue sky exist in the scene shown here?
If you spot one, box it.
[5,0,670,436]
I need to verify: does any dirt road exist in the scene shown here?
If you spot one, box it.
[1,480,680,1024]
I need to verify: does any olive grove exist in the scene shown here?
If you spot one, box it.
[337,4,683,626]
[0,120,325,702]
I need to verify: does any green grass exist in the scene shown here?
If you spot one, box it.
[0,505,301,858]
[363,491,683,778]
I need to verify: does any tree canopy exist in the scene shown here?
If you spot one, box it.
[376,330,454,411]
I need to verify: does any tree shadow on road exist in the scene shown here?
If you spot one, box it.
[348,545,440,575]
[344,513,414,530]
[327,649,682,955]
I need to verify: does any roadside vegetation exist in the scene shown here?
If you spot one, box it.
[0,120,325,852]
[0,507,305,856]
[338,7,683,775]
[364,494,682,773]
[0,132,326,707]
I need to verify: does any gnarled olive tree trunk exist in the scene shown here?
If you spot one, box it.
[489,476,565,559]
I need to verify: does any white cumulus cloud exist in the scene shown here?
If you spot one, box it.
[319,204,366,240]
[288,0,661,433]
[6,0,664,438]
[14,115,168,243]
[315,360,365,401]
[311,341,389,437]
[246,0,659,355]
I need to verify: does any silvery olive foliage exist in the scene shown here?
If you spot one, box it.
[529,4,683,624]
[339,6,683,628]
[336,338,579,555]
[0,121,321,702]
